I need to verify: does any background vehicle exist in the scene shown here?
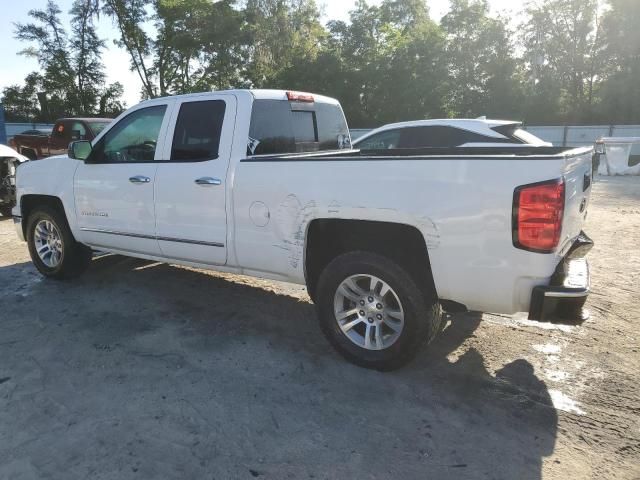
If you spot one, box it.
[353,119,552,149]
[12,90,593,370]
[18,129,50,136]
[0,145,27,217]
[10,118,112,160]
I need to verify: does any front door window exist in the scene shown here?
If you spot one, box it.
[88,105,167,163]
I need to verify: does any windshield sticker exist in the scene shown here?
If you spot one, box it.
[338,134,351,149]
[247,137,260,155]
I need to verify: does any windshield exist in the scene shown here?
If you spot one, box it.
[88,121,112,136]
[491,124,549,146]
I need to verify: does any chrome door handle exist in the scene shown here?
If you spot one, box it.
[195,177,222,186]
[129,175,151,184]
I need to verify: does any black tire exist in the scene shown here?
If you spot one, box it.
[316,251,443,371]
[26,205,92,279]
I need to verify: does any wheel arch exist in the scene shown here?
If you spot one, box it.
[304,218,438,303]
[20,147,38,160]
[20,194,68,238]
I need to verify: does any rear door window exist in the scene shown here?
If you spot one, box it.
[171,100,226,161]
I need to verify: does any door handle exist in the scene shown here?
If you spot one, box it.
[129,175,151,184]
[195,177,222,186]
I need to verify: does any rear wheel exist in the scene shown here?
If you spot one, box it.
[316,251,442,371]
[26,206,92,279]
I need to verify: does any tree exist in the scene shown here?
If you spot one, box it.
[101,0,158,98]
[69,0,107,113]
[441,0,523,119]
[10,0,124,119]
[297,0,447,127]
[521,0,605,123]
[243,0,326,87]
[1,73,44,122]
[598,0,640,123]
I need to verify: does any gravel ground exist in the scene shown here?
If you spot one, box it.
[0,176,638,480]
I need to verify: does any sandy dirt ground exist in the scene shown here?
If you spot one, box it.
[0,176,638,480]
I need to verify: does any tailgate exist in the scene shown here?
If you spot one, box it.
[560,148,593,254]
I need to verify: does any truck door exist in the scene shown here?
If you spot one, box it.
[154,94,237,265]
[74,100,174,255]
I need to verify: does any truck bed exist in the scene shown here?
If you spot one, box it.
[235,145,594,315]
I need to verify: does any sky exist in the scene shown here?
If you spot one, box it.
[0,0,520,108]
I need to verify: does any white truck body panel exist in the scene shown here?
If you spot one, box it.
[13,89,593,317]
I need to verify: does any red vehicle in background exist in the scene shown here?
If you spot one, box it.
[10,118,112,160]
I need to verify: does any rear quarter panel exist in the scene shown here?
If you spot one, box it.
[231,152,588,315]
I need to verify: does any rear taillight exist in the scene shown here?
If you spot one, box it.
[513,179,565,253]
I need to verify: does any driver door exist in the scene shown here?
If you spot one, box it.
[74,100,174,255]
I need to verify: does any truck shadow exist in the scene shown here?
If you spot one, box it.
[0,255,557,479]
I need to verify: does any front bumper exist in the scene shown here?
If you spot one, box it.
[528,232,593,324]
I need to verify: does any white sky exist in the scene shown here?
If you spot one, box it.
[0,0,521,108]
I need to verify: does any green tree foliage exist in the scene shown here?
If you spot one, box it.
[3,0,640,126]
[521,0,606,123]
[441,0,523,119]
[598,0,640,123]
[4,0,125,121]
[1,74,44,122]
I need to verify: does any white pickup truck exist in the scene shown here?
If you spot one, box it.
[12,89,594,370]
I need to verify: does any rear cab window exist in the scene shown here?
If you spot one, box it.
[247,97,350,156]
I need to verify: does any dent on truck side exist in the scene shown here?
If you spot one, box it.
[265,192,441,285]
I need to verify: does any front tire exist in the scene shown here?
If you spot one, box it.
[316,251,442,371]
[26,206,92,279]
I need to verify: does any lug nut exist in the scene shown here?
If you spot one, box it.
[368,296,374,302]
[359,310,365,316]
[367,317,374,323]
[376,303,383,309]
[376,314,382,320]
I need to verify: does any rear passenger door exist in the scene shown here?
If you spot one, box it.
[154,94,237,265]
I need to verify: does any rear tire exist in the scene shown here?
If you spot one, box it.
[316,251,442,371]
[26,205,92,279]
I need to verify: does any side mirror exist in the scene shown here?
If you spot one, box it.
[68,140,93,161]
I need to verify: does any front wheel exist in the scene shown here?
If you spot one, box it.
[316,251,443,371]
[26,206,92,279]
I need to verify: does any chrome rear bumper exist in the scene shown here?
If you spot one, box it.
[528,232,593,324]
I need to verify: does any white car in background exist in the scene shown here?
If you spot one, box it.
[353,119,552,149]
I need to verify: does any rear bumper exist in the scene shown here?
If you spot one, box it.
[528,232,593,324]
